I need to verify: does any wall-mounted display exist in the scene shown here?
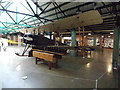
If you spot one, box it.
[87,37,94,46]
[103,38,113,48]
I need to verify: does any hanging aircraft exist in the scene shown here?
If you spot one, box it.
[16,10,103,57]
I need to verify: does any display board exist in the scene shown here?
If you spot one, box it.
[103,38,113,48]
[87,37,94,46]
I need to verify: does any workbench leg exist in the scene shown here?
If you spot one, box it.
[90,51,92,56]
[48,62,52,70]
[55,59,58,68]
[35,57,38,64]
[82,50,85,58]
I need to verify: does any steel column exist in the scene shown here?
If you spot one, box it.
[112,27,120,68]
[71,29,77,56]
[93,35,97,46]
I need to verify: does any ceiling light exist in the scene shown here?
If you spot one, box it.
[16,30,20,32]
[108,35,111,38]
[110,32,113,34]
[52,32,55,34]
[88,33,91,35]
[101,35,104,38]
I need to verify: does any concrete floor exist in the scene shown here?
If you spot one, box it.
[0,46,118,88]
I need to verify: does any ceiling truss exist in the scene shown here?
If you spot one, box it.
[0,1,119,34]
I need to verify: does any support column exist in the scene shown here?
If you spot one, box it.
[13,35,16,42]
[71,30,77,56]
[53,32,57,41]
[84,36,88,46]
[71,30,76,46]
[59,35,62,43]
[7,35,11,46]
[99,36,103,48]
[93,35,97,46]
[49,32,52,39]
[18,35,21,47]
[112,27,120,68]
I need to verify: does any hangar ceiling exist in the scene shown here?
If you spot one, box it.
[0,0,120,34]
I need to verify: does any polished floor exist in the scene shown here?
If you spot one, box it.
[0,46,119,88]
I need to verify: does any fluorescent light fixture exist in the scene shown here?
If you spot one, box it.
[110,32,113,34]
[16,30,20,32]
[52,32,55,34]
[40,32,43,34]
[88,33,91,35]
[63,37,71,39]
[101,35,104,38]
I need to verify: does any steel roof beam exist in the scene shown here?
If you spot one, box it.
[42,2,71,14]
[39,2,52,16]
[1,23,7,27]
[0,21,33,27]
[18,15,28,24]
[26,0,36,15]
[45,9,94,21]
[52,2,60,19]
[103,20,116,23]
[43,2,94,18]
[45,8,120,22]
[102,9,120,16]
[20,16,34,22]
[97,2,120,10]
[20,2,33,14]
[89,26,114,28]
[54,2,66,17]
[32,0,43,11]
[0,2,13,16]
[0,4,16,23]
[0,26,19,30]
[25,1,53,24]
[90,24,115,27]
[41,2,52,7]
[26,18,38,23]
[43,3,120,21]
[101,2,116,20]
[21,2,119,25]
[0,8,34,16]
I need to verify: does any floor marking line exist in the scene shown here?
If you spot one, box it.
[32,69,96,82]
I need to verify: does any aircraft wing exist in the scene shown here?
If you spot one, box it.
[39,10,103,32]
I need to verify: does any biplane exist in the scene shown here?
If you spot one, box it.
[16,10,103,69]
